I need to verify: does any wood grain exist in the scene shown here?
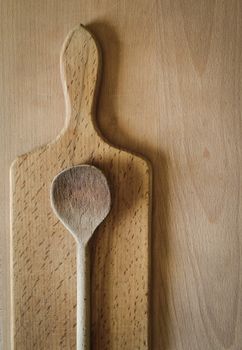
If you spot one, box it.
[1,1,242,349]
[10,25,150,349]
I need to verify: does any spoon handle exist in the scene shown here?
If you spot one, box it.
[77,245,90,350]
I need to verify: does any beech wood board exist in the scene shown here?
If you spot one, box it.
[10,25,151,349]
[1,1,242,350]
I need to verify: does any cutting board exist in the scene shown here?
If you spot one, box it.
[10,24,151,349]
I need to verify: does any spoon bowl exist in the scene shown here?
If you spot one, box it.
[51,164,111,245]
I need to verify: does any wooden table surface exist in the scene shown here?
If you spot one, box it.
[0,1,241,349]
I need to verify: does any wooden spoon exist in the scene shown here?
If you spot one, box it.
[50,164,111,349]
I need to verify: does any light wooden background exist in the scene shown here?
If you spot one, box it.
[0,1,242,349]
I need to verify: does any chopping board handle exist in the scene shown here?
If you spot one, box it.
[60,24,100,135]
